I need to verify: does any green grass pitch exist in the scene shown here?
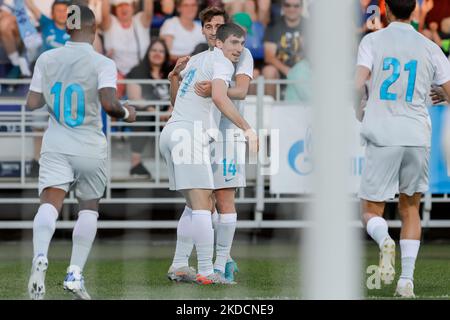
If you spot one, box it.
[0,241,448,299]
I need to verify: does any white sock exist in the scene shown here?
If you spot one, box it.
[212,210,219,246]
[70,210,98,271]
[33,203,58,258]
[191,210,214,276]
[366,216,391,249]
[399,239,420,281]
[214,213,237,273]
[171,206,194,268]
[212,210,219,230]
[8,52,20,65]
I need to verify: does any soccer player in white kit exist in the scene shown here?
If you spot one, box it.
[25,5,136,300]
[165,8,254,284]
[160,23,258,284]
[355,0,450,297]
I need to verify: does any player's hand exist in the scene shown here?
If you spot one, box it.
[244,128,259,155]
[123,102,136,123]
[430,86,449,105]
[194,81,212,97]
[429,21,439,32]
[169,56,190,79]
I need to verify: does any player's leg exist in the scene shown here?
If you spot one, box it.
[168,203,196,282]
[394,146,428,297]
[359,143,402,285]
[29,152,73,300]
[211,139,246,281]
[182,188,227,284]
[63,199,99,300]
[28,188,67,300]
[63,156,107,300]
[395,193,421,298]
[160,124,197,281]
[213,188,238,282]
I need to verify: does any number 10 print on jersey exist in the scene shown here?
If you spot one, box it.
[50,82,86,127]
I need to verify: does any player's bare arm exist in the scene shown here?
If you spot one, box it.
[25,90,45,111]
[430,83,450,104]
[99,87,137,123]
[354,66,371,122]
[168,56,190,106]
[195,74,251,100]
[212,79,258,153]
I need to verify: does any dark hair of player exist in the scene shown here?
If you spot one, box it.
[199,6,229,27]
[66,5,96,36]
[216,23,246,42]
[385,0,416,20]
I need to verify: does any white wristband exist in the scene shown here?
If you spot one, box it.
[122,106,129,120]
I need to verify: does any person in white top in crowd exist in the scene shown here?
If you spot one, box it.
[160,0,204,64]
[101,0,153,96]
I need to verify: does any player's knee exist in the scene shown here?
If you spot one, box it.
[78,199,100,212]
[262,65,280,79]
[214,191,236,213]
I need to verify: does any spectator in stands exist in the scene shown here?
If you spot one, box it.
[153,0,176,23]
[0,5,32,77]
[101,0,153,97]
[25,0,71,52]
[160,0,204,63]
[262,0,302,98]
[126,39,171,178]
[224,0,271,26]
[428,18,450,57]
[419,0,434,37]
[284,54,310,103]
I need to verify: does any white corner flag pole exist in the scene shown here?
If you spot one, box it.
[302,0,362,299]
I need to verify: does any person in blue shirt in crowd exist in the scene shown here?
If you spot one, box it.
[25,0,71,52]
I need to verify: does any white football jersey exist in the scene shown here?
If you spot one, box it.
[29,41,117,159]
[357,22,450,147]
[168,47,234,136]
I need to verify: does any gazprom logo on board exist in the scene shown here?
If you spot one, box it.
[288,127,313,176]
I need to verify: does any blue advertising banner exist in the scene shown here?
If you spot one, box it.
[429,105,450,194]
